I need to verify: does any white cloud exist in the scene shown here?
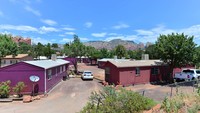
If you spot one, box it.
[0,24,60,34]
[65,32,75,35]
[0,11,4,17]
[41,19,57,26]
[59,34,65,37]
[91,32,107,37]
[130,24,200,43]
[106,35,137,41]
[85,22,93,28]
[135,30,154,36]
[62,38,73,43]
[1,31,11,35]
[108,33,118,36]
[32,37,52,44]
[80,37,89,41]
[25,6,41,16]
[0,24,38,32]
[112,23,130,30]
[39,26,59,33]
[62,27,76,31]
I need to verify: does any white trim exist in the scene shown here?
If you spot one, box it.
[44,69,47,94]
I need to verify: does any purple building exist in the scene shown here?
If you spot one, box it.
[0,59,69,94]
[62,57,77,65]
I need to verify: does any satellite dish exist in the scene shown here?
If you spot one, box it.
[30,75,40,82]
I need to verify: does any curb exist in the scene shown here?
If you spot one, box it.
[94,77,103,82]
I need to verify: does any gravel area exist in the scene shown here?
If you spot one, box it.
[0,78,103,113]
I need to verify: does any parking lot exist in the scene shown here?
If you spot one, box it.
[0,78,103,113]
[78,63,105,81]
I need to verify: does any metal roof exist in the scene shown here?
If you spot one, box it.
[3,54,29,59]
[98,58,130,62]
[24,59,69,69]
[108,60,164,68]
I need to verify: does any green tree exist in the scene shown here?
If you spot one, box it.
[44,43,55,59]
[34,42,45,59]
[145,44,159,59]
[108,49,115,58]
[18,42,31,54]
[0,34,18,67]
[114,45,127,59]
[128,49,144,60]
[193,46,200,68]
[100,48,109,58]
[156,33,196,81]
[51,43,58,48]
[63,35,86,73]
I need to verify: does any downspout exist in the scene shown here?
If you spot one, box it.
[44,69,47,94]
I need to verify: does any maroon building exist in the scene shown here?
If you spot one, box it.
[98,58,130,69]
[104,60,194,86]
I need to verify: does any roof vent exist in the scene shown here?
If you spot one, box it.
[142,54,149,60]
[114,56,117,60]
[51,54,57,61]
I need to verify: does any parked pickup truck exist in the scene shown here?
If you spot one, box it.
[174,69,200,81]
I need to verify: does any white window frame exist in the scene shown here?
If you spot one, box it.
[63,65,66,72]
[56,68,58,76]
[60,66,62,74]
[135,67,140,76]
[47,69,52,80]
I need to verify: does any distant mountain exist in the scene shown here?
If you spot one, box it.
[84,39,151,50]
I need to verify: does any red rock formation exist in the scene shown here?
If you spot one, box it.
[12,36,31,45]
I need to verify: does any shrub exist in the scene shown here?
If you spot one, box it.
[80,86,156,113]
[161,93,200,113]
[13,82,26,97]
[0,80,11,98]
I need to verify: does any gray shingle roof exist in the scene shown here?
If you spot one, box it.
[108,60,164,68]
[98,58,130,62]
[24,59,69,69]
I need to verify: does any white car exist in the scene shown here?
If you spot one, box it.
[82,71,93,80]
[174,69,200,81]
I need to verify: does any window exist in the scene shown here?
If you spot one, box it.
[183,70,194,74]
[196,70,200,74]
[63,65,66,72]
[10,60,13,64]
[60,66,62,73]
[105,67,110,74]
[56,68,58,76]
[151,67,159,75]
[47,69,52,79]
[105,67,110,82]
[135,67,140,76]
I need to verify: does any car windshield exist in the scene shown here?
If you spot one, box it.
[84,72,92,74]
[196,70,200,74]
[183,70,194,73]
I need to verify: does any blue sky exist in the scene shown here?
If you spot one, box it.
[1,0,200,44]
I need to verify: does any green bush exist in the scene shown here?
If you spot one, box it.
[13,82,26,97]
[197,87,200,96]
[188,104,200,113]
[161,93,185,113]
[0,80,11,98]
[161,92,200,113]
[80,86,156,113]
